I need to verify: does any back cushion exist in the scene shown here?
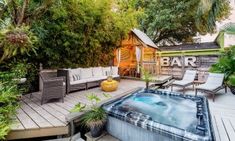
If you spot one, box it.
[69,68,80,82]
[92,67,103,77]
[80,68,93,79]
[102,67,111,76]
[111,66,118,75]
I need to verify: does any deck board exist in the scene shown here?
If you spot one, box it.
[10,117,25,130]
[22,96,65,127]
[211,115,221,141]
[16,108,38,129]
[29,95,67,122]
[21,101,52,128]
[222,117,235,141]
[214,116,230,141]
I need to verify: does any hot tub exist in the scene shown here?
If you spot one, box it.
[102,89,215,141]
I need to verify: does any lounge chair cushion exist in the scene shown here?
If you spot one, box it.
[173,80,192,86]
[102,67,111,76]
[92,67,103,77]
[196,73,224,91]
[205,73,224,86]
[182,70,197,82]
[80,68,93,79]
[70,79,87,85]
[172,70,196,86]
[196,84,221,91]
[111,66,119,76]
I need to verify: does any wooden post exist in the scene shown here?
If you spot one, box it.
[39,63,43,92]
[181,52,185,78]
[140,47,144,78]
[156,52,161,75]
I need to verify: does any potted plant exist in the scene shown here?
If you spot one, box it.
[210,46,235,94]
[228,74,235,94]
[80,105,106,137]
[71,93,110,138]
[141,68,152,90]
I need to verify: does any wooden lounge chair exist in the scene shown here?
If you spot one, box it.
[195,73,227,102]
[171,70,197,94]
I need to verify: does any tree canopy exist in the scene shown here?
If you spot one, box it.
[136,0,231,45]
[32,0,141,68]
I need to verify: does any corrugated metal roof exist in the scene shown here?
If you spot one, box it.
[132,28,158,49]
[159,42,219,51]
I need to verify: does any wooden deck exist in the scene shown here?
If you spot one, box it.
[7,79,235,141]
[7,80,145,140]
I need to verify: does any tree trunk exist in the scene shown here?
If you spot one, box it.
[17,0,30,26]
[146,81,149,90]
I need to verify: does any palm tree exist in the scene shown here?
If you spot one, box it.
[196,0,231,33]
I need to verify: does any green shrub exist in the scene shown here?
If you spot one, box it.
[228,74,235,86]
[210,46,235,80]
[0,63,28,140]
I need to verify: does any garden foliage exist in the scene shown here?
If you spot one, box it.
[33,0,141,68]
[0,62,28,140]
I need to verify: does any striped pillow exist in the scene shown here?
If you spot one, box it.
[72,74,80,81]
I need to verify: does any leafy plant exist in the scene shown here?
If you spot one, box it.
[141,68,153,89]
[210,46,235,80]
[0,122,10,141]
[70,103,86,113]
[71,93,110,132]
[0,26,38,62]
[228,74,235,87]
[0,62,28,140]
[80,106,106,129]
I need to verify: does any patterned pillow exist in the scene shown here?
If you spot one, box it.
[72,74,80,81]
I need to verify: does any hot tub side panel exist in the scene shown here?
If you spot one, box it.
[106,116,176,141]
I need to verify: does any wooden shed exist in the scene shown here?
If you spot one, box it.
[114,29,159,78]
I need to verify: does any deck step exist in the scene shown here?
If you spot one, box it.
[44,132,83,141]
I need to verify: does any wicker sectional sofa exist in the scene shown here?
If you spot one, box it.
[58,66,120,94]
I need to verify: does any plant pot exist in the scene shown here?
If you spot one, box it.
[229,86,235,95]
[90,125,103,138]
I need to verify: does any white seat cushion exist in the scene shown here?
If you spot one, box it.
[173,80,192,86]
[112,75,120,78]
[80,68,93,79]
[86,77,102,82]
[70,79,87,85]
[196,73,224,91]
[111,66,119,76]
[96,76,107,80]
[196,84,221,91]
[102,67,111,76]
[92,67,103,77]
